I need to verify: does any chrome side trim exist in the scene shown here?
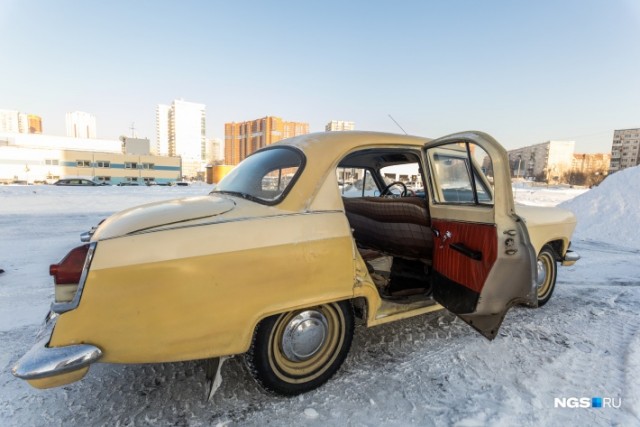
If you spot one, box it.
[12,312,102,380]
[51,242,97,314]
[97,209,346,241]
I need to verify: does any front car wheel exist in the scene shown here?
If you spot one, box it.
[536,245,558,307]
[246,301,354,396]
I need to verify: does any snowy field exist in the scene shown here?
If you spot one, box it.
[1,171,640,426]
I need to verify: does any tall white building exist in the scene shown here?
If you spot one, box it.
[325,120,355,132]
[156,99,206,178]
[0,110,29,133]
[155,104,171,156]
[206,137,224,163]
[66,111,97,139]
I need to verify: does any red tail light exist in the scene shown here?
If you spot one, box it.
[49,244,90,285]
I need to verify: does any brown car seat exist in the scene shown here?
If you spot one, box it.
[342,197,433,261]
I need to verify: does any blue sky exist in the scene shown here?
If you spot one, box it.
[1,0,639,152]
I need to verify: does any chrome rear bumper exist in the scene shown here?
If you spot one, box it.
[12,311,102,380]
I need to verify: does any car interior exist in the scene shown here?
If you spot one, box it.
[338,148,436,303]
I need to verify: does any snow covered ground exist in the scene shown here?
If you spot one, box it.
[1,176,639,426]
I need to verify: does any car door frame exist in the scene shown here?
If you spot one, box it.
[423,131,538,340]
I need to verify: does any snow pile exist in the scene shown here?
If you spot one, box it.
[513,185,587,207]
[560,165,640,250]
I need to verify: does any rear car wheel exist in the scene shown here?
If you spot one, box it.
[246,301,354,396]
[536,245,558,307]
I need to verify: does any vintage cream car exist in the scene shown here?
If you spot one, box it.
[13,131,579,396]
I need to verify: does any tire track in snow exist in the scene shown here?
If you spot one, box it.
[623,328,640,419]
[501,291,640,426]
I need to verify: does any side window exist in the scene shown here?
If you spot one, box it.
[336,167,378,198]
[427,142,494,205]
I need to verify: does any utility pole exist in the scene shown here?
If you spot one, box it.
[517,154,522,178]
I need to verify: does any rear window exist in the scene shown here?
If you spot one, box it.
[212,147,305,205]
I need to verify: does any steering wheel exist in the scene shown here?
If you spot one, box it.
[380,181,408,197]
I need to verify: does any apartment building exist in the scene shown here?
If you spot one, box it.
[609,128,640,173]
[66,111,97,139]
[0,109,29,133]
[224,116,309,165]
[507,140,575,182]
[155,104,171,156]
[27,115,42,134]
[325,120,355,131]
[156,99,206,178]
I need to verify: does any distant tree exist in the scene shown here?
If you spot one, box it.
[534,171,547,183]
[586,168,608,187]
[564,168,608,187]
[565,171,587,186]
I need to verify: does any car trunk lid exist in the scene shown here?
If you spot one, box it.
[91,195,236,240]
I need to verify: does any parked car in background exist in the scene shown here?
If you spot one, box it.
[13,131,579,396]
[53,178,99,186]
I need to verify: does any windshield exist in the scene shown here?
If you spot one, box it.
[212,146,305,205]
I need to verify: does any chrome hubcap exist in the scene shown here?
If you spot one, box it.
[281,310,328,362]
[536,259,547,289]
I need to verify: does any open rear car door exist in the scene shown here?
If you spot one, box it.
[424,132,537,340]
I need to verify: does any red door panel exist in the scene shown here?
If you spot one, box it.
[431,219,497,313]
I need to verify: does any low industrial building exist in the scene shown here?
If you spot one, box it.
[0,133,181,185]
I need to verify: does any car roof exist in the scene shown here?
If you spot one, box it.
[267,131,432,211]
[275,131,430,162]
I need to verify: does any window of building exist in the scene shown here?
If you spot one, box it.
[95,176,111,183]
[126,176,138,182]
[45,159,59,166]
[142,163,154,169]
[125,162,138,169]
[77,160,91,167]
[96,160,111,168]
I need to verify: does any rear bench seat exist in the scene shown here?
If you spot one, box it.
[342,197,433,261]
